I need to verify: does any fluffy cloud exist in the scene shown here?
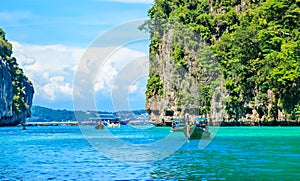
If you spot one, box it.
[94,64,118,92]
[93,46,147,94]
[11,41,148,110]
[12,41,83,74]
[41,76,72,100]
[128,84,138,93]
[12,41,84,103]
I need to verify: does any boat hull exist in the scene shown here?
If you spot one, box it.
[120,120,130,125]
[107,123,120,128]
[171,127,185,132]
[184,126,210,140]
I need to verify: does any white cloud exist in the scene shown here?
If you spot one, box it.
[40,76,72,101]
[128,84,138,93]
[12,41,84,74]
[37,75,73,100]
[16,54,36,66]
[93,46,147,94]
[94,64,118,92]
[11,41,84,102]
[11,41,148,109]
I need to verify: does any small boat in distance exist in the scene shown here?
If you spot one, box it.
[107,120,121,128]
[120,119,130,125]
[129,119,151,126]
[95,120,104,129]
[95,124,104,129]
[88,113,121,128]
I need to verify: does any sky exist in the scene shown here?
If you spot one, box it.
[0,0,154,111]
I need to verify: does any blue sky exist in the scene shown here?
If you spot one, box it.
[0,0,153,111]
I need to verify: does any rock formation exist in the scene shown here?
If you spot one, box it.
[145,21,224,126]
[0,28,34,126]
[145,0,300,125]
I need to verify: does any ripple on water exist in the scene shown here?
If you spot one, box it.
[0,126,300,180]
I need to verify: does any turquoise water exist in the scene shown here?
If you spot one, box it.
[0,126,299,180]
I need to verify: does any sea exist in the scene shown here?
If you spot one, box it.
[0,125,299,180]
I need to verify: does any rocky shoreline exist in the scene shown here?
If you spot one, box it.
[220,120,300,127]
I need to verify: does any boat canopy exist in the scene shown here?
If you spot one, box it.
[195,117,208,124]
[195,117,207,121]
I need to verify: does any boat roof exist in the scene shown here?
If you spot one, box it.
[172,117,182,120]
[195,117,207,121]
[89,114,118,120]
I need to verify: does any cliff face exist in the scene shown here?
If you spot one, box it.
[145,0,300,125]
[0,29,34,126]
[145,22,224,125]
[0,59,13,120]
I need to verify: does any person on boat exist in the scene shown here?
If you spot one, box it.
[185,113,190,138]
[201,125,207,132]
[172,121,176,130]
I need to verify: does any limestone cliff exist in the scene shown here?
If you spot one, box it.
[145,0,300,125]
[145,21,224,126]
[0,29,34,126]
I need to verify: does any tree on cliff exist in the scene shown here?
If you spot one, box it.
[145,0,300,122]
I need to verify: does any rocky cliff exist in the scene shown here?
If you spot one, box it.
[145,20,224,125]
[145,0,300,125]
[0,28,34,126]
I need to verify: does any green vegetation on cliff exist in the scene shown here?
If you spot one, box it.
[146,0,300,122]
[0,28,33,114]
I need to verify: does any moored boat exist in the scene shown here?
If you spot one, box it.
[184,117,210,139]
[171,117,185,132]
[95,121,104,129]
[120,119,130,125]
[107,120,121,128]
[129,119,151,126]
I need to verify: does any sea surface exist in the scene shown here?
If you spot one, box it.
[0,126,299,180]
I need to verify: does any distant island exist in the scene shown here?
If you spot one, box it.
[27,106,148,123]
[26,105,300,126]
[145,0,300,126]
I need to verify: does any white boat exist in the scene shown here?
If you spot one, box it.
[107,120,120,128]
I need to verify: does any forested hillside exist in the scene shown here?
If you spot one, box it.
[145,0,300,125]
[28,106,147,122]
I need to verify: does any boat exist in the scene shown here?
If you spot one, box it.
[120,119,130,125]
[171,117,185,132]
[107,120,120,128]
[184,117,211,139]
[95,122,104,129]
[129,119,151,126]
